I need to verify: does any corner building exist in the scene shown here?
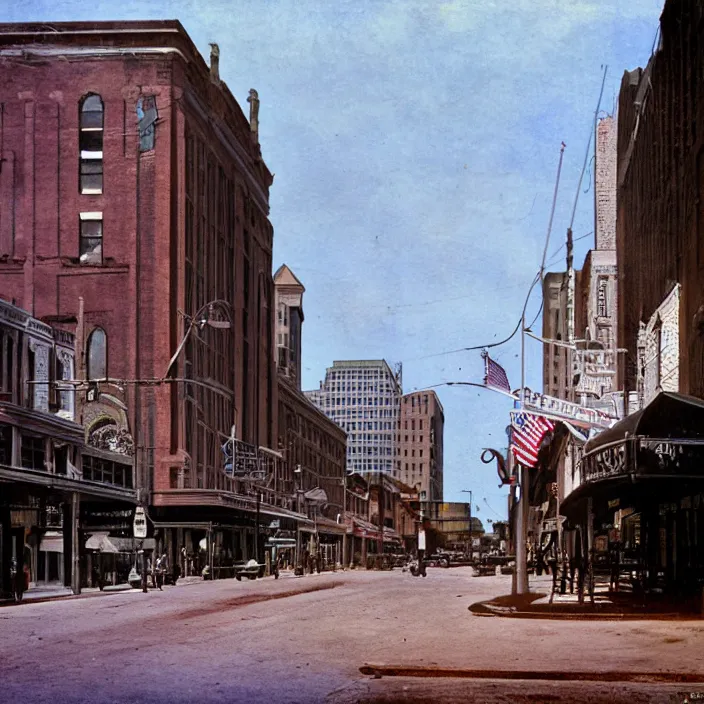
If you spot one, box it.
[0,21,287,577]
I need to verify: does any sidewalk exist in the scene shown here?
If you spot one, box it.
[0,569,329,606]
[469,573,704,620]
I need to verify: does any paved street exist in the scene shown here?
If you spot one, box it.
[2,568,704,704]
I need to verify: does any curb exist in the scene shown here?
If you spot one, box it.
[468,594,703,621]
[359,664,704,683]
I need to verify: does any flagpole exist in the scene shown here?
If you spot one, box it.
[516,311,529,595]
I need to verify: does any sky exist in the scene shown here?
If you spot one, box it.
[8,0,664,526]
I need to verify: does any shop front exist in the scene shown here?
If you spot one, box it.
[151,494,310,580]
[561,392,704,601]
[80,502,149,588]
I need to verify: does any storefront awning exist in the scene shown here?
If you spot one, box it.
[584,391,704,455]
[562,392,704,519]
[85,532,155,553]
[349,517,401,543]
[40,532,64,553]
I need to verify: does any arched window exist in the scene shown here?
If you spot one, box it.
[79,94,104,194]
[87,328,107,380]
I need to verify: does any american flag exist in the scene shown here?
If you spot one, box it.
[510,411,555,468]
[483,352,510,393]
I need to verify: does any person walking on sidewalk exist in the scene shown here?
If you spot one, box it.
[154,554,166,590]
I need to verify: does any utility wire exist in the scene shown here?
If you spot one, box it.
[416,142,567,361]
[569,66,608,230]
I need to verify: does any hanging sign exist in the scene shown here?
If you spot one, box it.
[133,506,147,539]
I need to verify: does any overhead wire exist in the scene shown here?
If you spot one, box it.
[415,142,567,361]
[569,66,608,231]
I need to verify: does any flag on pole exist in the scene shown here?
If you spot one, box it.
[509,411,555,468]
[482,351,510,393]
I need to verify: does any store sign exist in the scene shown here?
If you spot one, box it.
[638,440,704,476]
[583,443,628,483]
[520,387,615,428]
[81,505,133,531]
[133,507,147,539]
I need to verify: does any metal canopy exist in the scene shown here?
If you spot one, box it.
[583,391,704,455]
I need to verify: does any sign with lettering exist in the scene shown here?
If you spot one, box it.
[583,442,628,483]
[519,387,615,429]
[638,439,704,476]
[133,507,147,539]
[81,504,134,532]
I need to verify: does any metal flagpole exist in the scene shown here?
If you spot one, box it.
[515,311,529,595]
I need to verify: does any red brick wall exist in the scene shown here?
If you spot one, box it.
[0,24,277,500]
[616,0,704,399]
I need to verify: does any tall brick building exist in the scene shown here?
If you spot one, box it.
[398,390,444,501]
[274,265,348,568]
[616,0,704,404]
[0,21,290,574]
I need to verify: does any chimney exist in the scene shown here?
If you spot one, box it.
[209,43,220,82]
[248,89,260,142]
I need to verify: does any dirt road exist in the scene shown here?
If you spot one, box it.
[1,568,702,703]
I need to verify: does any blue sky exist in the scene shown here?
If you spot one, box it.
[9,0,663,525]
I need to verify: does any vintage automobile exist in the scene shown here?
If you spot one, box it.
[233,559,266,581]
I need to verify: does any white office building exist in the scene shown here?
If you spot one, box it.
[305,360,402,475]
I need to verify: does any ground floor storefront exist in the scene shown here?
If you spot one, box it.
[559,392,704,606]
[1,483,137,598]
[150,500,312,580]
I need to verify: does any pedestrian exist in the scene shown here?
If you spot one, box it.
[155,554,166,590]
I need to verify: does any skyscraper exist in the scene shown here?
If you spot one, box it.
[398,390,444,501]
[306,360,402,475]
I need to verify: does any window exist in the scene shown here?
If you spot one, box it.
[21,435,45,470]
[0,424,11,465]
[80,212,103,264]
[79,94,104,194]
[0,330,14,399]
[87,328,107,380]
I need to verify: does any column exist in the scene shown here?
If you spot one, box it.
[71,492,80,595]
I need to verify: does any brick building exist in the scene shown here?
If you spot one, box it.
[274,265,347,569]
[616,0,704,404]
[0,298,137,597]
[556,0,704,602]
[0,21,289,577]
[398,390,444,501]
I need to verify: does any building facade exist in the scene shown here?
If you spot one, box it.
[616,0,704,404]
[553,0,704,604]
[0,21,288,578]
[274,265,347,568]
[0,298,136,598]
[273,265,304,390]
[306,360,402,475]
[398,390,444,501]
[542,272,571,400]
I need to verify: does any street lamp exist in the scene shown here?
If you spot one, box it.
[163,300,233,380]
